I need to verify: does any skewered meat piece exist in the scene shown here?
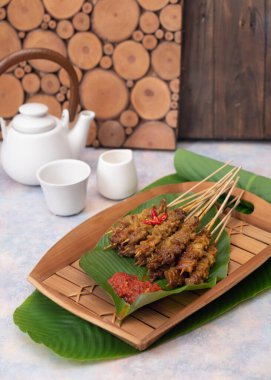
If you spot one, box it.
[147,216,199,279]
[164,243,217,288]
[109,199,167,256]
[134,208,186,266]
[185,244,217,285]
[177,230,211,275]
[164,266,184,289]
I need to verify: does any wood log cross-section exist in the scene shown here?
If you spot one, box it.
[68,32,102,70]
[80,69,129,119]
[160,4,182,32]
[0,74,24,118]
[120,110,139,128]
[139,11,160,34]
[98,120,125,147]
[0,22,21,63]
[138,0,169,11]
[72,12,90,32]
[0,0,10,6]
[56,20,74,40]
[41,74,60,95]
[93,0,139,42]
[22,73,40,94]
[131,77,171,120]
[24,30,67,72]
[124,121,176,149]
[7,0,44,31]
[143,35,158,50]
[113,41,150,80]
[0,7,6,20]
[152,42,181,80]
[43,0,84,20]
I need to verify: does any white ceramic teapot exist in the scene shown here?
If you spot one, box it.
[0,48,95,185]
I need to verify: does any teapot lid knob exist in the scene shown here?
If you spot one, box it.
[19,103,48,117]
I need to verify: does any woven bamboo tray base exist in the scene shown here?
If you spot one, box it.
[28,183,271,350]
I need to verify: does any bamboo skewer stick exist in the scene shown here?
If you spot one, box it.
[211,190,244,237]
[169,165,238,208]
[206,174,240,232]
[198,167,241,221]
[213,191,244,243]
[185,168,239,221]
[167,160,233,207]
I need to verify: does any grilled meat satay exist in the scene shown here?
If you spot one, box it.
[147,216,199,279]
[164,241,217,288]
[177,230,211,275]
[164,230,210,288]
[109,199,167,256]
[185,244,217,285]
[135,208,186,266]
[164,266,184,289]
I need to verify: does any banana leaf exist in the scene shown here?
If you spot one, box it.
[80,193,230,320]
[13,260,271,361]
[13,149,271,361]
[174,149,271,204]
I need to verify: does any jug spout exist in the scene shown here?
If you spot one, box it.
[0,118,8,139]
[68,110,95,158]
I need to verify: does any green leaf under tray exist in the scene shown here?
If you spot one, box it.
[13,260,271,361]
[80,193,230,320]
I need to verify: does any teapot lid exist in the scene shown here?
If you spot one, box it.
[13,103,56,134]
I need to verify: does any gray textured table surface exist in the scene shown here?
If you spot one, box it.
[1,142,271,380]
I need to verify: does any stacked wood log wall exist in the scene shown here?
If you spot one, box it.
[0,0,183,150]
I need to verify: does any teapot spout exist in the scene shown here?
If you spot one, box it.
[0,117,7,139]
[68,110,95,158]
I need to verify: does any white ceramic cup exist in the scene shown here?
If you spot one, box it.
[97,149,138,200]
[37,159,91,216]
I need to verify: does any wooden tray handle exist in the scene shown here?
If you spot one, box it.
[166,182,271,233]
[233,188,271,232]
[0,48,79,121]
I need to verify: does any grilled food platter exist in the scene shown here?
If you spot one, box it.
[28,166,271,350]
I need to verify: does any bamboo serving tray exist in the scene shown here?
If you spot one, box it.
[28,183,271,350]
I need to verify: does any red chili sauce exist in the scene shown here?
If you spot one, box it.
[108,272,161,304]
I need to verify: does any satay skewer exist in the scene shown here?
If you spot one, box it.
[206,175,240,232]
[169,165,238,208]
[167,160,233,207]
[196,167,241,221]
[212,191,244,243]
[185,172,237,221]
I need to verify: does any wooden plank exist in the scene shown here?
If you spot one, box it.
[93,286,114,305]
[57,265,96,287]
[150,298,185,317]
[43,274,114,316]
[264,0,271,137]
[228,217,271,244]
[230,245,255,264]
[180,0,214,138]
[169,291,199,305]
[214,0,265,139]
[132,308,169,329]
[228,260,241,274]
[230,235,267,254]
[71,259,85,272]
[115,316,154,340]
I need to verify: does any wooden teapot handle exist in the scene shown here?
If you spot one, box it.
[0,48,79,121]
